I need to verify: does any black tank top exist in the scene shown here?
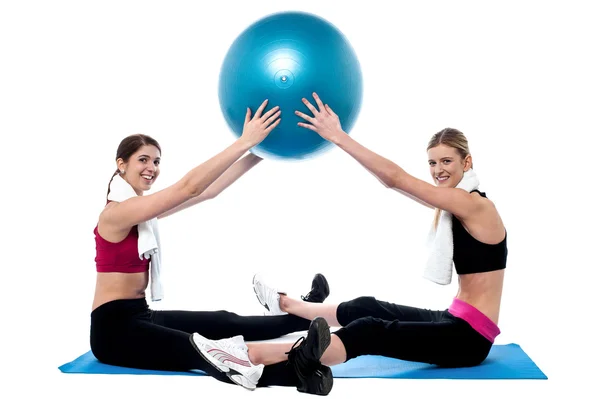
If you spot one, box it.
[452,190,507,274]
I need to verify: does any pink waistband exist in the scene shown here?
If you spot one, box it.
[448,298,500,343]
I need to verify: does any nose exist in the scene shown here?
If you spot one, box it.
[434,163,444,176]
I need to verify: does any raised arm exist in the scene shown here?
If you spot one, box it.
[101,100,281,234]
[158,152,263,219]
[295,93,481,218]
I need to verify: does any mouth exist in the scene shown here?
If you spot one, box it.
[436,176,449,184]
[141,174,154,184]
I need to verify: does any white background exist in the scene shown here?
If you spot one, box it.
[1,0,598,398]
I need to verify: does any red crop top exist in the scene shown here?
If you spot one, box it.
[94,225,150,273]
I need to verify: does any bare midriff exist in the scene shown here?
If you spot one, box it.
[455,269,504,325]
[92,271,149,311]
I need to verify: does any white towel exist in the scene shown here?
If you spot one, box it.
[107,175,164,301]
[424,168,479,285]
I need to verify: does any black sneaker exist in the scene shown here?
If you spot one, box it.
[286,317,333,395]
[301,274,330,303]
[301,364,333,396]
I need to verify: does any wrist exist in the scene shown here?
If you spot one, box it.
[236,136,254,152]
[331,130,350,147]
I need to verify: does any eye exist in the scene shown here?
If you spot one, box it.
[154,160,160,166]
[429,161,436,166]
[443,159,452,164]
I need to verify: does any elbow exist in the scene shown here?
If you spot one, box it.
[382,168,399,189]
[180,178,218,202]
[381,179,394,189]
[200,189,217,201]
[382,177,395,189]
[180,179,203,199]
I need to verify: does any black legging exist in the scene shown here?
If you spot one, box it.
[333,296,493,367]
[90,298,306,386]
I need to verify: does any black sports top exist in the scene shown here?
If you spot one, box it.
[452,190,507,275]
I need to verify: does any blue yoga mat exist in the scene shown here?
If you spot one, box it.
[59,343,546,379]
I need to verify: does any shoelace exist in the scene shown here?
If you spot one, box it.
[285,336,317,379]
[300,290,314,301]
[285,336,305,357]
[214,338,248,359]
[301,282,320,301]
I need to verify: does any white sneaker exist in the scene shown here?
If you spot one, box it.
[253,273,287,316]
[190,333,264,390]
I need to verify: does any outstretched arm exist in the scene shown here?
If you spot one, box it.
[158,153,262,218]
[296,93,480,218]
[295,94,433,209]
[330,131,435,209]
[101,99,281,234]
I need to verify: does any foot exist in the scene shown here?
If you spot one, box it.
[253,273,331,315]
[190,333,264,390]
[286,317,333,395]
[301,273,330,303]
[252,273,287,315]
[303,364,333,396]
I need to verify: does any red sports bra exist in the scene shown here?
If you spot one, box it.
[94,224,150,273]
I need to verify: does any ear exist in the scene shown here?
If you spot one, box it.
[116,158,126,173]
[463,154,472,171]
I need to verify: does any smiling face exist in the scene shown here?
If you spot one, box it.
[117,144,161,195]
[427,144,471,187]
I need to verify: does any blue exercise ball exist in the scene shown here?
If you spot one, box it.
[218,11,363,160]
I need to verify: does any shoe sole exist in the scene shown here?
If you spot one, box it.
[315,273,330,299]
[297,321,334,396]
[252,273,286,315]
[314,366,334,396]
[189,334,256,391]
[297,367,334,396]
[311,317,332,360]
[252,274,269,312]
[302,273,330,303]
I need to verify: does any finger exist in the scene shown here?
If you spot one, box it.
[324,104,338,117]
[264,118,281,133]
[312,92,325,112]
[297,122,317,132]
[260,105,280,122]
[302,97,319,116]
[263,110,281,126]
[294,110,315,123]
[244,107,251,125]
[253,99,269,120]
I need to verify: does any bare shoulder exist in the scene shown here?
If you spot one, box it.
[471,191,500,216]
[466,191,505,241]
[471,190,494,206]
[98,201,117,224]
[98,202,130,242]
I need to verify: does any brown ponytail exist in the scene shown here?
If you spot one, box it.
[106,170,119,200]
[105,134,162,201]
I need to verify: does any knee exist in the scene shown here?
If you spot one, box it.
[341,296,377,312]
[347,296,378,307]
[338,296,378,323]
[339,316,385,340]
[215,310,240,319]
[333,316,384,361]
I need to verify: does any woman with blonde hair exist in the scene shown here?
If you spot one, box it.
[243,92,507,373]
